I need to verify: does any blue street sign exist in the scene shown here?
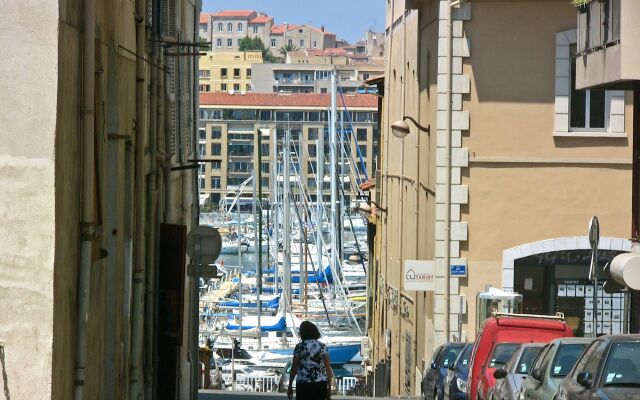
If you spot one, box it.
[450,264,467,277]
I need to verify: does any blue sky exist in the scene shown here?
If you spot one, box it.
[202,0,386,43]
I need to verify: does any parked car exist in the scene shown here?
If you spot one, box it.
[557,335,640,400]
[467,314,574,400]
[520,337,591,400]
[423,342,467,400]
[491,343,544,400]
[444,343,474,400]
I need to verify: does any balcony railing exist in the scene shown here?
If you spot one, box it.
[577,0,620,55]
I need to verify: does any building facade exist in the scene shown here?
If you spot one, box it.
[251,62,384,94]
[199,10,336,54]
[198,92,379,206]
[367,0,635,397]
[199,50,263,93]
[1,1,200,399]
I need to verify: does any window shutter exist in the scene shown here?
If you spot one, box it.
[161,0,177,39]
[166,57,178,159]
[609,90,625,133]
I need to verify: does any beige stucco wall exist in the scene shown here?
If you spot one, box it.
[0,1,58,398]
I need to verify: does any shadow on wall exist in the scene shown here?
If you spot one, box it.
[0,345,10,400]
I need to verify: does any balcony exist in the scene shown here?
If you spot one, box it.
[575,0,640,90]
[275,78,315,86]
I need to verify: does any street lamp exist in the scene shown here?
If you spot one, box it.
[391,116,431,138]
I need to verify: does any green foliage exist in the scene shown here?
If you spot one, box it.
[570,0,592,7]
[238,36,276,62]
[278,43,300,58]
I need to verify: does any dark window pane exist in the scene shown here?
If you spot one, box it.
[489,343,520,368]
[590,90,606,128]
[551,343,588,377]
[570,49,586,128]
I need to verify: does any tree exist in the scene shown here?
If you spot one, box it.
[238,36,276,62]
[278,43,299,58]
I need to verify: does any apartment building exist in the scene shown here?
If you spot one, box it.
[198,92,379,206]
[251,62,384,94]
[199,10,336,53]
[366,0,634,396]
[199,50,263,93]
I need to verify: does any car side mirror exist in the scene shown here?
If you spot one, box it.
[493,368,508,379]
[576,371,592,388]
[531,369,542,381]
[431,362,439,371]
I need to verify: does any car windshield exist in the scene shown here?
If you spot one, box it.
[441,346,464,368]
[551,343,588,377]
[489,343,521,369]
[602,342,640,387]
[456,345,473,372]
[515,347,542,374]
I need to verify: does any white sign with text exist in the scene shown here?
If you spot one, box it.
[403,260,435,291]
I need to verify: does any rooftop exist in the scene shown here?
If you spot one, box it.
[212,10,257,18]
[200,92,378,108]
[249,15,273,24]
[200,12,211,24]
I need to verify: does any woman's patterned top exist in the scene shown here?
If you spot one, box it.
[293,339,328,383]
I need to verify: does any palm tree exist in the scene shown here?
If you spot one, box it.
[278,43,299,58]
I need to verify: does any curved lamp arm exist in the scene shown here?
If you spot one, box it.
[403,116,431,134]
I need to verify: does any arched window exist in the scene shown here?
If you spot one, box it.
[217,23,223,32]
[227,23,233,32]
[237,23,243,32]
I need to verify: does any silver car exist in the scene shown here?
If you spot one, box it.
[491,343,544,400]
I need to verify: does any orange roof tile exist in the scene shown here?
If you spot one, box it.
[200,92,378,109]
[212,10,256,18]
[200,13,211,24]
[249,15,273,24]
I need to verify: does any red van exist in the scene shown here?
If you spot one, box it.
[466,314,573,400]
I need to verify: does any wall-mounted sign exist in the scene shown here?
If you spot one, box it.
[403,260,435,291]
[450,264,467,277]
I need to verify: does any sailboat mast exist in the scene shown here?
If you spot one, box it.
[252,170,261,347]
[237,190,243,345]
[329,71,339,293]
[272,126,279,296]
[283,125,292,317]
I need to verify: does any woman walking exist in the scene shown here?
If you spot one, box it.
[287,321,333,400]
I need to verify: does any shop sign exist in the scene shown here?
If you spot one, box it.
[403,260,435,291]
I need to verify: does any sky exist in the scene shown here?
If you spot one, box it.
[202,0,386,44]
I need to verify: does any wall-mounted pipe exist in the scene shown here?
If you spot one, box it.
[74,0,96,398]
[129,0,147,397]
[443,0,454,342]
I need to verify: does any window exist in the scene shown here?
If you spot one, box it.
[221,68,228,78]
[320,88,327,94]
[601,342,640,386]
[216,38,222,47]
[212,127,222,139]
[220,83,227,91]
[218,23,223,32]
[199,84,210,92]
[300,39,305,48]
[252,25,258,34]
[515,347,542,375]
[271,39,276,48]
[554,29,625,136]
[210,177,221,189]
[198,143,205,157]
[237,23,243,32]
[308,144,317,157]
[233,68,241,78]
[237,39,242,47]
[313,40,317,48]
[227,38,232,48]
[200,23,208,32]
[211,143,221,155]
[199,129,206,141]
[246,84,251,91]
[488,343,521,369]
[308,127,319,140]
[199,69,211,78]
[211,160,221,170]
[233,83,240,91]
[227,23,233,32]
[551,343,589,377]
[363,73,370,80]
[247,68,252,78]
[357,128,368,142]
[288,39,293,46]
[437,346,463,368]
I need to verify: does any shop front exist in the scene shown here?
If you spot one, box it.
[502,237,636,336]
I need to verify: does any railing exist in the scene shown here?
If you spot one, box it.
[577,0,620,54]
[336,377,358,395]
[234,376,281,392]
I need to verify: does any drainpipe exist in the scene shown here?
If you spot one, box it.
[129,0,147,397]
[74,0,95,398]
[443,1,454,343]
[145,1,160,397]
